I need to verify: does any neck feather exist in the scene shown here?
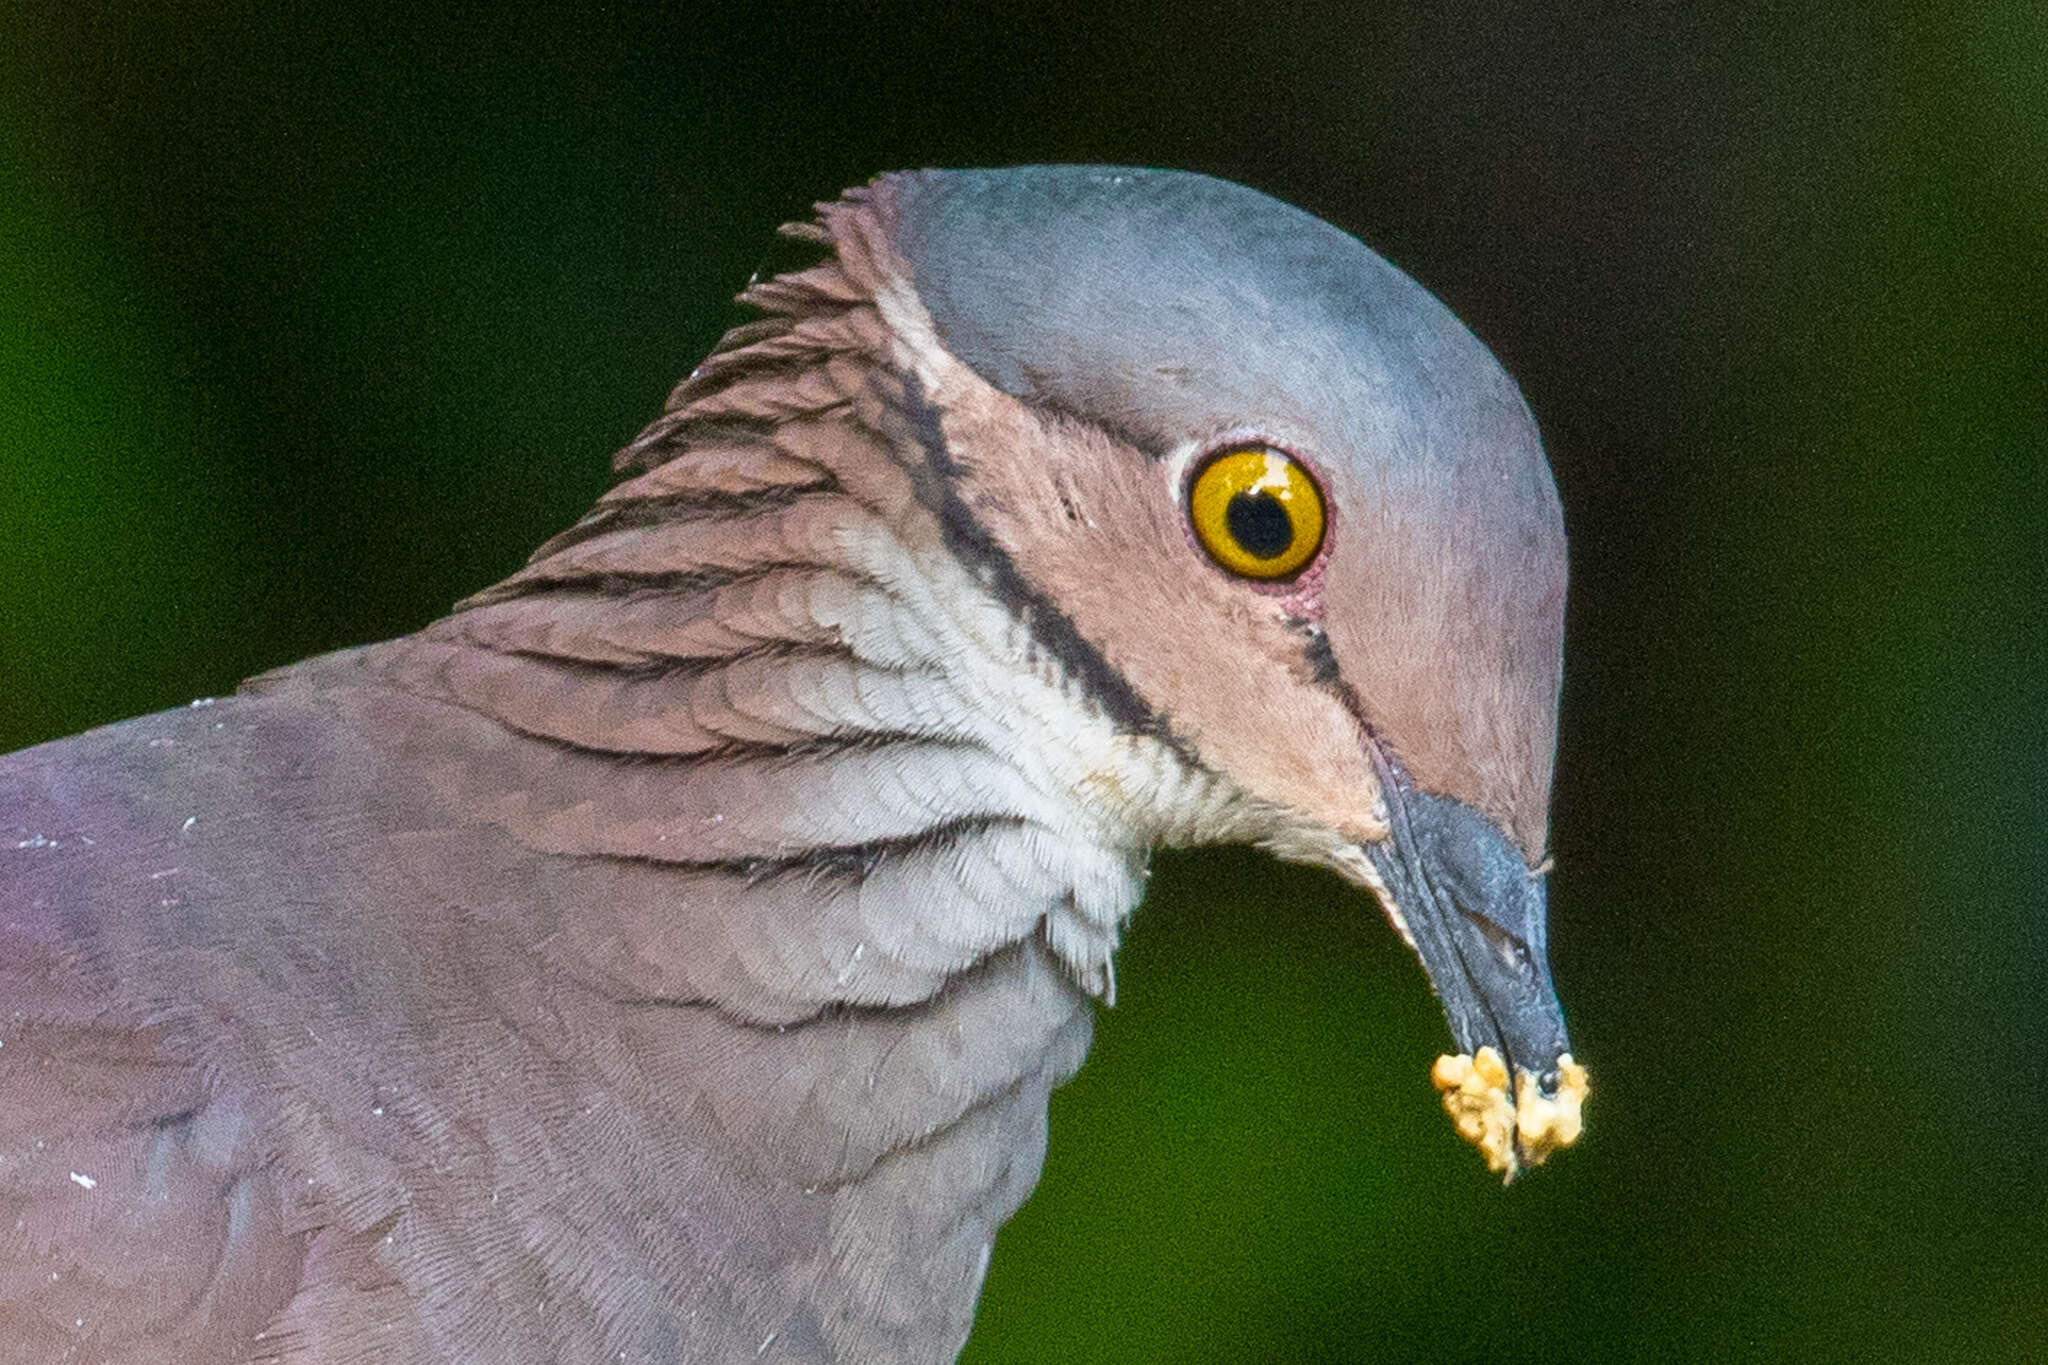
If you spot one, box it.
[357,233,1252,1021]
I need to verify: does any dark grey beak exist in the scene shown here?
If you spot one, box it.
[1356,773,1586,1180]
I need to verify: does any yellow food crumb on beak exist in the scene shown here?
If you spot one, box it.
[1431,1047,1590,1182]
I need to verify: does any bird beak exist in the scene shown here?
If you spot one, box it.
[1333,770,1587,1181]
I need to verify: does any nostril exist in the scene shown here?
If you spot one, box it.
[1461,906,1533,979]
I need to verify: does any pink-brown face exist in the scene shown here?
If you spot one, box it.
[879,310,1564,865]
[884,350,1392,849]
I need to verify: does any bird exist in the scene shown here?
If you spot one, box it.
[0,165,1583,1363]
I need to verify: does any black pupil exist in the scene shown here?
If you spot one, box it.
[1225,490,1294,559]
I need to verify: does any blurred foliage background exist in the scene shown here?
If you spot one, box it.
[2,3,2042,1360]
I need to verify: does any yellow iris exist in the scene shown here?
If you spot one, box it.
[1187,447,1326,580]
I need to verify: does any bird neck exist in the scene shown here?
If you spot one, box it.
[344,224,1262,1025]
[356,493,1200,1020]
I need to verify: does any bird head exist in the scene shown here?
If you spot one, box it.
[841,167,1583,1177]
[524,166,1583,1177]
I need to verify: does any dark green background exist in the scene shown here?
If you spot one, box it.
[4,3,2042,1360]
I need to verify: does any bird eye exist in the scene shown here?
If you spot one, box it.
[1187,447,1327,580]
